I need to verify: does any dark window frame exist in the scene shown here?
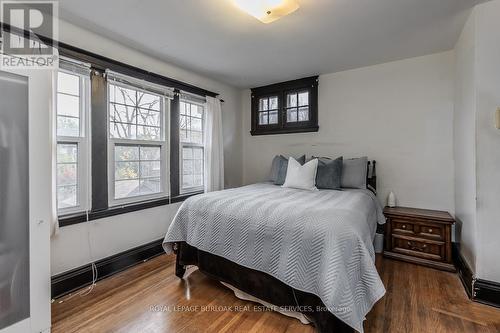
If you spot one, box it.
[256,94,280,127]
[59,75,205,227]
[284,89,311,124]
[28,40,215,227]
[250,76,319,136]
[2,23,213,227]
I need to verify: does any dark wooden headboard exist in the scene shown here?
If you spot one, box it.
[367,160,377,194]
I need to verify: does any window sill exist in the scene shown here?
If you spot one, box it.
[171,191,204,203]
[250,126,319,136]
[58,191,203,228]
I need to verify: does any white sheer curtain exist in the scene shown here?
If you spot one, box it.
[51,71,60,236]
[204,96,224,192]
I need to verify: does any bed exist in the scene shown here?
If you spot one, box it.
[163,161,385,333]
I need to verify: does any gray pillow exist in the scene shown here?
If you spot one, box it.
[314,156,343,190]
[341,157,368,189]
[269,155,282,182]
[274,155,306,185]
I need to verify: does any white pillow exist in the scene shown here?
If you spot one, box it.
[282,157,318,191]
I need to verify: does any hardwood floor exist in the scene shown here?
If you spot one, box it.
[52,254,500,333]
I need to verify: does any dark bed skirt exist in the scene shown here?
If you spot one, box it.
[174,242,354,333]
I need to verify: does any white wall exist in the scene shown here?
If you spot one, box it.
[242,52,455,213]
[51,203,181,274]
[473,0,500,281]
[51,20,242,275]
[453,11,478,271]
[452,0,500,282]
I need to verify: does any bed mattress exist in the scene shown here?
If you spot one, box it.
[163,183,386,332]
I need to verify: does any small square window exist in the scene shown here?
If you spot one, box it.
[258,96,279,125]
[251,76,318,135]
[286,91,310,123]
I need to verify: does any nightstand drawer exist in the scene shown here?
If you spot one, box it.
[391,218,416,236]
[392,235,444,261]
[416,223,444,241]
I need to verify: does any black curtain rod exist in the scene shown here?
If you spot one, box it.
[0,22,220,98]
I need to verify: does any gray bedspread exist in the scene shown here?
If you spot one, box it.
[163,183,386,332]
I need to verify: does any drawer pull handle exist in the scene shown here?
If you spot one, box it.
[407,241,427,252]
[428,228,433,233]
[402,225,406,229]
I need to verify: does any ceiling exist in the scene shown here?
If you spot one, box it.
[58,0,482,88]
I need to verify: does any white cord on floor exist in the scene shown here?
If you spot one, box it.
[57,210,97,302]
[78,209,98,297]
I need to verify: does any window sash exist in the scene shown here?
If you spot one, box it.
[107,81,170,206]
[180,142,204,194]
[179,100,205,145]
[285,90,310,123]
[56,69,90,215]
[179,100,205,194]
[108,81,167,142]
[256,95,280,126]
[108,141,169,206]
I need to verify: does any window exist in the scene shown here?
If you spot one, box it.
[109,83,162,140]
[180,100,204,193]
[56,68,90,214]
[108,81,169,205]
[258,96,279,125]
[250,76,318,135]
[286,90,309,122]
[52,46,216,226]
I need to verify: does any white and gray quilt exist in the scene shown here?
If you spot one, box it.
[163,183,386,332]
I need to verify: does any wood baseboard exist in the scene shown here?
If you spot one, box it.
[51,238,165,299]
[452,242,500,308]
[474,279,500,308]
[452,242,474,298]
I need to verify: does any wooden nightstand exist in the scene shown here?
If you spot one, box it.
[383,206,455,272]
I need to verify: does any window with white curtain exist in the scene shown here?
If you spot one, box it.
[180,100,205,193]
[107,79,169,205]
[286,90,310,123]
[258,96,279,125]
[56,63,90,214]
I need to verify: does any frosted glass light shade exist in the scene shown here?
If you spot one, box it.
[234,0,300,23]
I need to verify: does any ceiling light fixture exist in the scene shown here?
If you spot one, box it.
[233,0,300,24]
